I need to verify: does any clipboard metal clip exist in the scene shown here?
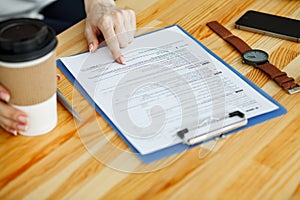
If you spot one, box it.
[177,111,248,145]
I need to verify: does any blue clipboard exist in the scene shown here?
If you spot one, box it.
[57,24,286,163]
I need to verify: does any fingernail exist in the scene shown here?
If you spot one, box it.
[117,55,126,64]
[0,91,10,102]
[8,129,17,136]
[17,115,28,124]
[89,43,94,53]
[57,74,62,81]
[17,124,28,132]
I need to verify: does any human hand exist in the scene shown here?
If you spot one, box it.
[0,84,28,136]
[84,0,136,64]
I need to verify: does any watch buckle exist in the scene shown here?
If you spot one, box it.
[287,85,300,94]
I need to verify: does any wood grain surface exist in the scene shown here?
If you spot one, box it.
[1,0,299,199]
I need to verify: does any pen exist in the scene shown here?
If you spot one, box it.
[56,89,82,122]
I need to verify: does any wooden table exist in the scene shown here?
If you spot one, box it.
[1,0,299,199]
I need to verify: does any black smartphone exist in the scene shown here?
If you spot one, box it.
[235,10,300,42]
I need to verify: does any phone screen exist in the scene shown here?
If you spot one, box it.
[235,10,300,42]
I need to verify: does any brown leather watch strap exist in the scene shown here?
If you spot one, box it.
[259,62,298,90]
[206,21,252,54]
[207,20,300,93]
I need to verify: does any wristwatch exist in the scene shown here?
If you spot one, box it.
[206,21,300,94]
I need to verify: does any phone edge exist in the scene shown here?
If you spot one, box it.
[235,24,300,43]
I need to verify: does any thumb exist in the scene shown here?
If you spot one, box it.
[0,84,10,102]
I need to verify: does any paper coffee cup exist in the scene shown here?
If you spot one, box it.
[0,18,58,136]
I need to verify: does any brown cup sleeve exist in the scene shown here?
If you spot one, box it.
[0,53,57,106]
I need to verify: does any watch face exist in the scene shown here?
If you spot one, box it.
[242,49,269,65]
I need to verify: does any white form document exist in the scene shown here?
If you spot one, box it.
[60,25,279,155]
